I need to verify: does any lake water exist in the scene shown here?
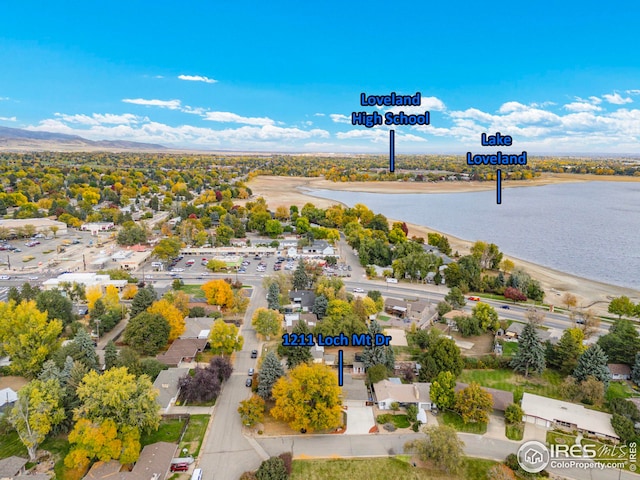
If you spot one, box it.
[306,181,640,290]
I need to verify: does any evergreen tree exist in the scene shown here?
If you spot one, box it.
[73,329,99,371]
[573,344,610,387]
[277,321,312,368]
[267,282,280,311]
[548,328,584,375]
[312,295,329,319]
[130,285,157,318]
[384,345,395,372]
[631,353,640,386]
[104,340,118,370]
[361,320,386,369]
[257,351,285,400]
[292,259,310,290]
[510,322,545,377]
[38,359,61,382]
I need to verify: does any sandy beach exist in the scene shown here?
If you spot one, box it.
[247,175,640,314]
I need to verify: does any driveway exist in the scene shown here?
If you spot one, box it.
[344,406,375,435]
[523,421,548,442]
[485,414,507,440]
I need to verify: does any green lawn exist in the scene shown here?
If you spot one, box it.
[391,414,410,428]
[140,417,186,446]
[606,381,635,402]
[377,314,391,322]
[501,341,519,357]
[0,430,28,458]
[457,368,564,403]
[546,430,577,445]
[441,411,487,434]
[291,457,500,480]
[179,284,205,296]
[179,414,210,457]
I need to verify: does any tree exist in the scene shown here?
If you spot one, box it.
[66,418,123,469]
[500,258,515,273]
[271,363,342,432]
[209,319,244,356]
[504,403,524,425]
[130,285,157,318]
[366,363,389,386]
[257,351,285,400]
[102,285,120,311]
[361,319,387,369]
[598,319,640,365]
[444,287,466,309]
[206,259,228,272]
[72,367,159,464]
[579,376,605,406]
[430,371,456,410]
[311,294,329,319]
[504,287,527,303]
[255,457,288,480]
[455,315,480,337]
[292,259,310,290]
[608,296,636,319]
[632,353,640,386]
[8,379,65,461]
[573,344,610,387]
[36,289,74,325]
[178,367,221,404]
[547,328,584,375]
[147,299,186,341]
[72,328,100,371]
[152,237,183,261]
[202,279,235,309]
[610,398,640,422]
[525,307,545,326]
[123,312,170,355]
[0,300,63,378]
[278,320,312,368]
[267,282,280,310]
[488,464,516,480]
[104,340,118,370]
[265,219,283,238]
[455,382,492,424]
[436,301,453,320]
[612,414,636,444]
[85,285,103,311]
[425,337,463,380]
[404,424,465,474]
[510,322,545,377]
[252,308,282,340]
[238,395,265,427]
[471,302,499,332]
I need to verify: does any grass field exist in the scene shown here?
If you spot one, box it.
[457,368,564,403]
[605,381,635,402]
[0,430,28,458]
[441,411,487,434]
[179,414,210,457]
[179,284,205,296]
[140,417,186,446]
[290,457,500,480]
[501,341,519,356]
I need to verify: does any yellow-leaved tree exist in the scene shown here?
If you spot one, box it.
[147,299,185,341]
[209,319,243,356]
[201,279,234,309]
[85,285,103,311]
[270,363,342,432]
[102,284,120,310]
[121,284,138,300]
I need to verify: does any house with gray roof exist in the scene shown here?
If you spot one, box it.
[153,367,190,413]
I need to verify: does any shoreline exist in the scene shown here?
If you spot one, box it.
[247,175,640,314]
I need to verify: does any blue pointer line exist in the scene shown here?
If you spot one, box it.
[389,130,395,172]
[338,350,344,386]
[496,169,502,204]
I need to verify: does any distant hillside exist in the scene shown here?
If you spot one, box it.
[0,126,166,151]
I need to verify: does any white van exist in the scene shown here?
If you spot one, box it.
[386,278,398,284]
[191,468,202,480]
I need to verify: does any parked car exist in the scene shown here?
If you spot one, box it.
[501,305,510,309]
[251,350,258,358]
[170,463,189,472]
[248,368,254,376]
[245,378,253,387]
[353,287,364,293]
[0,275,11,280]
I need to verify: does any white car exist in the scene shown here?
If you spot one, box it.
[0,275,11,280]
[28,276,39,280]
[353,287,365,293]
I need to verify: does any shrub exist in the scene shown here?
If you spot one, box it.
[376,414,392,424]
[278,452,292,475]
[189,306,206,317]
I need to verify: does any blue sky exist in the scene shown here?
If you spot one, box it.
[1,1,640,153]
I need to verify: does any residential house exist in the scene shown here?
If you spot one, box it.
[0,387,18,413]
[288,290,316,311]
[454,382,513,412]
[156,338,208,367]
[341,374,370,407]
[384,298,410,319]
[0,456,27,478]
[352,361,365,375]
[521,392,619,441]
[504,322,554,343]
[373,379,432,411]
[408,300,430,324]
[608,363,632,381]
[83,442,176,480]
[302,240,335,256]
[153,368,190,413]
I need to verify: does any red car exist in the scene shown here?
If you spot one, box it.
[170,463,189,472]
[468,296,480,301]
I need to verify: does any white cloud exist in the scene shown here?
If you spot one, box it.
[564,102,602,112]
[0,97,9,101]
[602,92,633,105]
[122,98,182,110]
[329,114,351,124]
[498,102,528,114]
[55,113,142,125]
[626,90,640,96]
[0,116,16,121]
[203,111,274,126]
[588,96,602,104]
[335,129,391,143]
[178,74,217,84]
[313,113,325,117]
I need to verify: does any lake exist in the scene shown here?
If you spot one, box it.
[307,181,640,290]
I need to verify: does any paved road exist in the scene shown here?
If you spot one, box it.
[196,282,267,480]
